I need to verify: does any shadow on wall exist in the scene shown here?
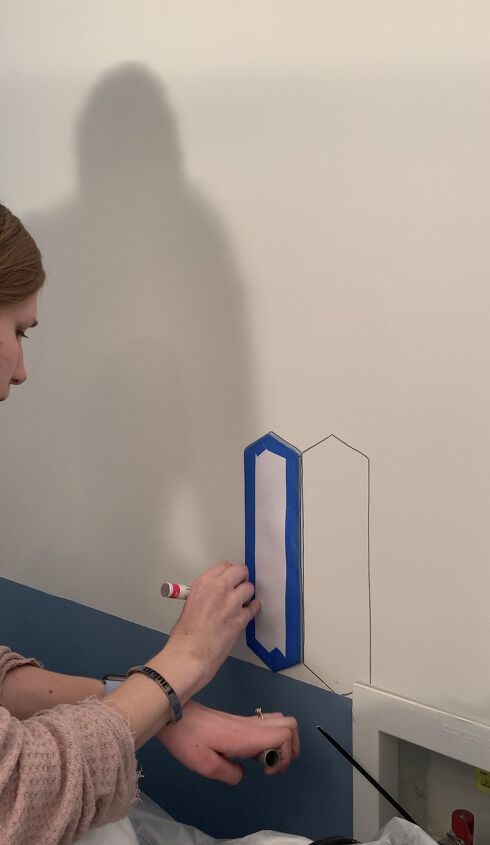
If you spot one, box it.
[25,64,255,609]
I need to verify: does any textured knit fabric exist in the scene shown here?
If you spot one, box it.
[0,646,139,845]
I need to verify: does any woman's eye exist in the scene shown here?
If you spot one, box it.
[16,330,29,339]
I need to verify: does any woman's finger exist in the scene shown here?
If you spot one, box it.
[242,598,261,621]
[220,562,250,588]
[253,715,300,761]
[204,561,233,578]
[233,580,255,606]
[273,717,300,759]
[273,729,293,773]
[200,748,245,785]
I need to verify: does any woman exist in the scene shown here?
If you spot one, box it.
[0,204,299,845]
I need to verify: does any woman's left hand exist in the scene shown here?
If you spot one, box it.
[157,700,300,784]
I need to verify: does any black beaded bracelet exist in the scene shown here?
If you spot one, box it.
[127,665,183,722]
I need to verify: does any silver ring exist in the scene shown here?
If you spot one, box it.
[255,707,264,719]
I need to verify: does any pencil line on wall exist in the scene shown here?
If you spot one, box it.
[302,432,370,462]
[301,432,372,696]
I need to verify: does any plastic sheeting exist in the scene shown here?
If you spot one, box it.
[76,793,310,845]
[76,796,436,845]
[360,818,437,844]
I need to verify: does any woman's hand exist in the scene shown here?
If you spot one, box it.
[162,562,260,694]
[157,700,300,784]
[106,562,260,750]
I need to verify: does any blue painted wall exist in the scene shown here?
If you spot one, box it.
[0,577,352,841]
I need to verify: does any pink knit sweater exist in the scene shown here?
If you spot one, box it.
[0,646,139,845]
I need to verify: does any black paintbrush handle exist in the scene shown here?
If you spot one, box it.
[316,726,417,826]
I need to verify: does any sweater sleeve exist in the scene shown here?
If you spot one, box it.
[0,644,42,693]
[0,647,139,845]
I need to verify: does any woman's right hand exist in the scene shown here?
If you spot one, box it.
[105,562,260,749]
[162,561,260,693]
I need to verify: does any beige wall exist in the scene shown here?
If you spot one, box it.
[1,2,489,724]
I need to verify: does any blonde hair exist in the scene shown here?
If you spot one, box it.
[0,204,45,306]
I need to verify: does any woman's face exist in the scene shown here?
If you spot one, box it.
[0,293,38,401]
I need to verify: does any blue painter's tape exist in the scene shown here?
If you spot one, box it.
[244,431,302,671]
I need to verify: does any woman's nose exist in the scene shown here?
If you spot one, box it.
[10,348,28,386]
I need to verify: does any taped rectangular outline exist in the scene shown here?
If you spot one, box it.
[244,431,303,671]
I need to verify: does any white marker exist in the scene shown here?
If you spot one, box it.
[256,748,282,770]
[161,582,191,600]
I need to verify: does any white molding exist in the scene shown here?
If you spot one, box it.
[353,684,490,842]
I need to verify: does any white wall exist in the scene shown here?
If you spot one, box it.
[1,2,490,724]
